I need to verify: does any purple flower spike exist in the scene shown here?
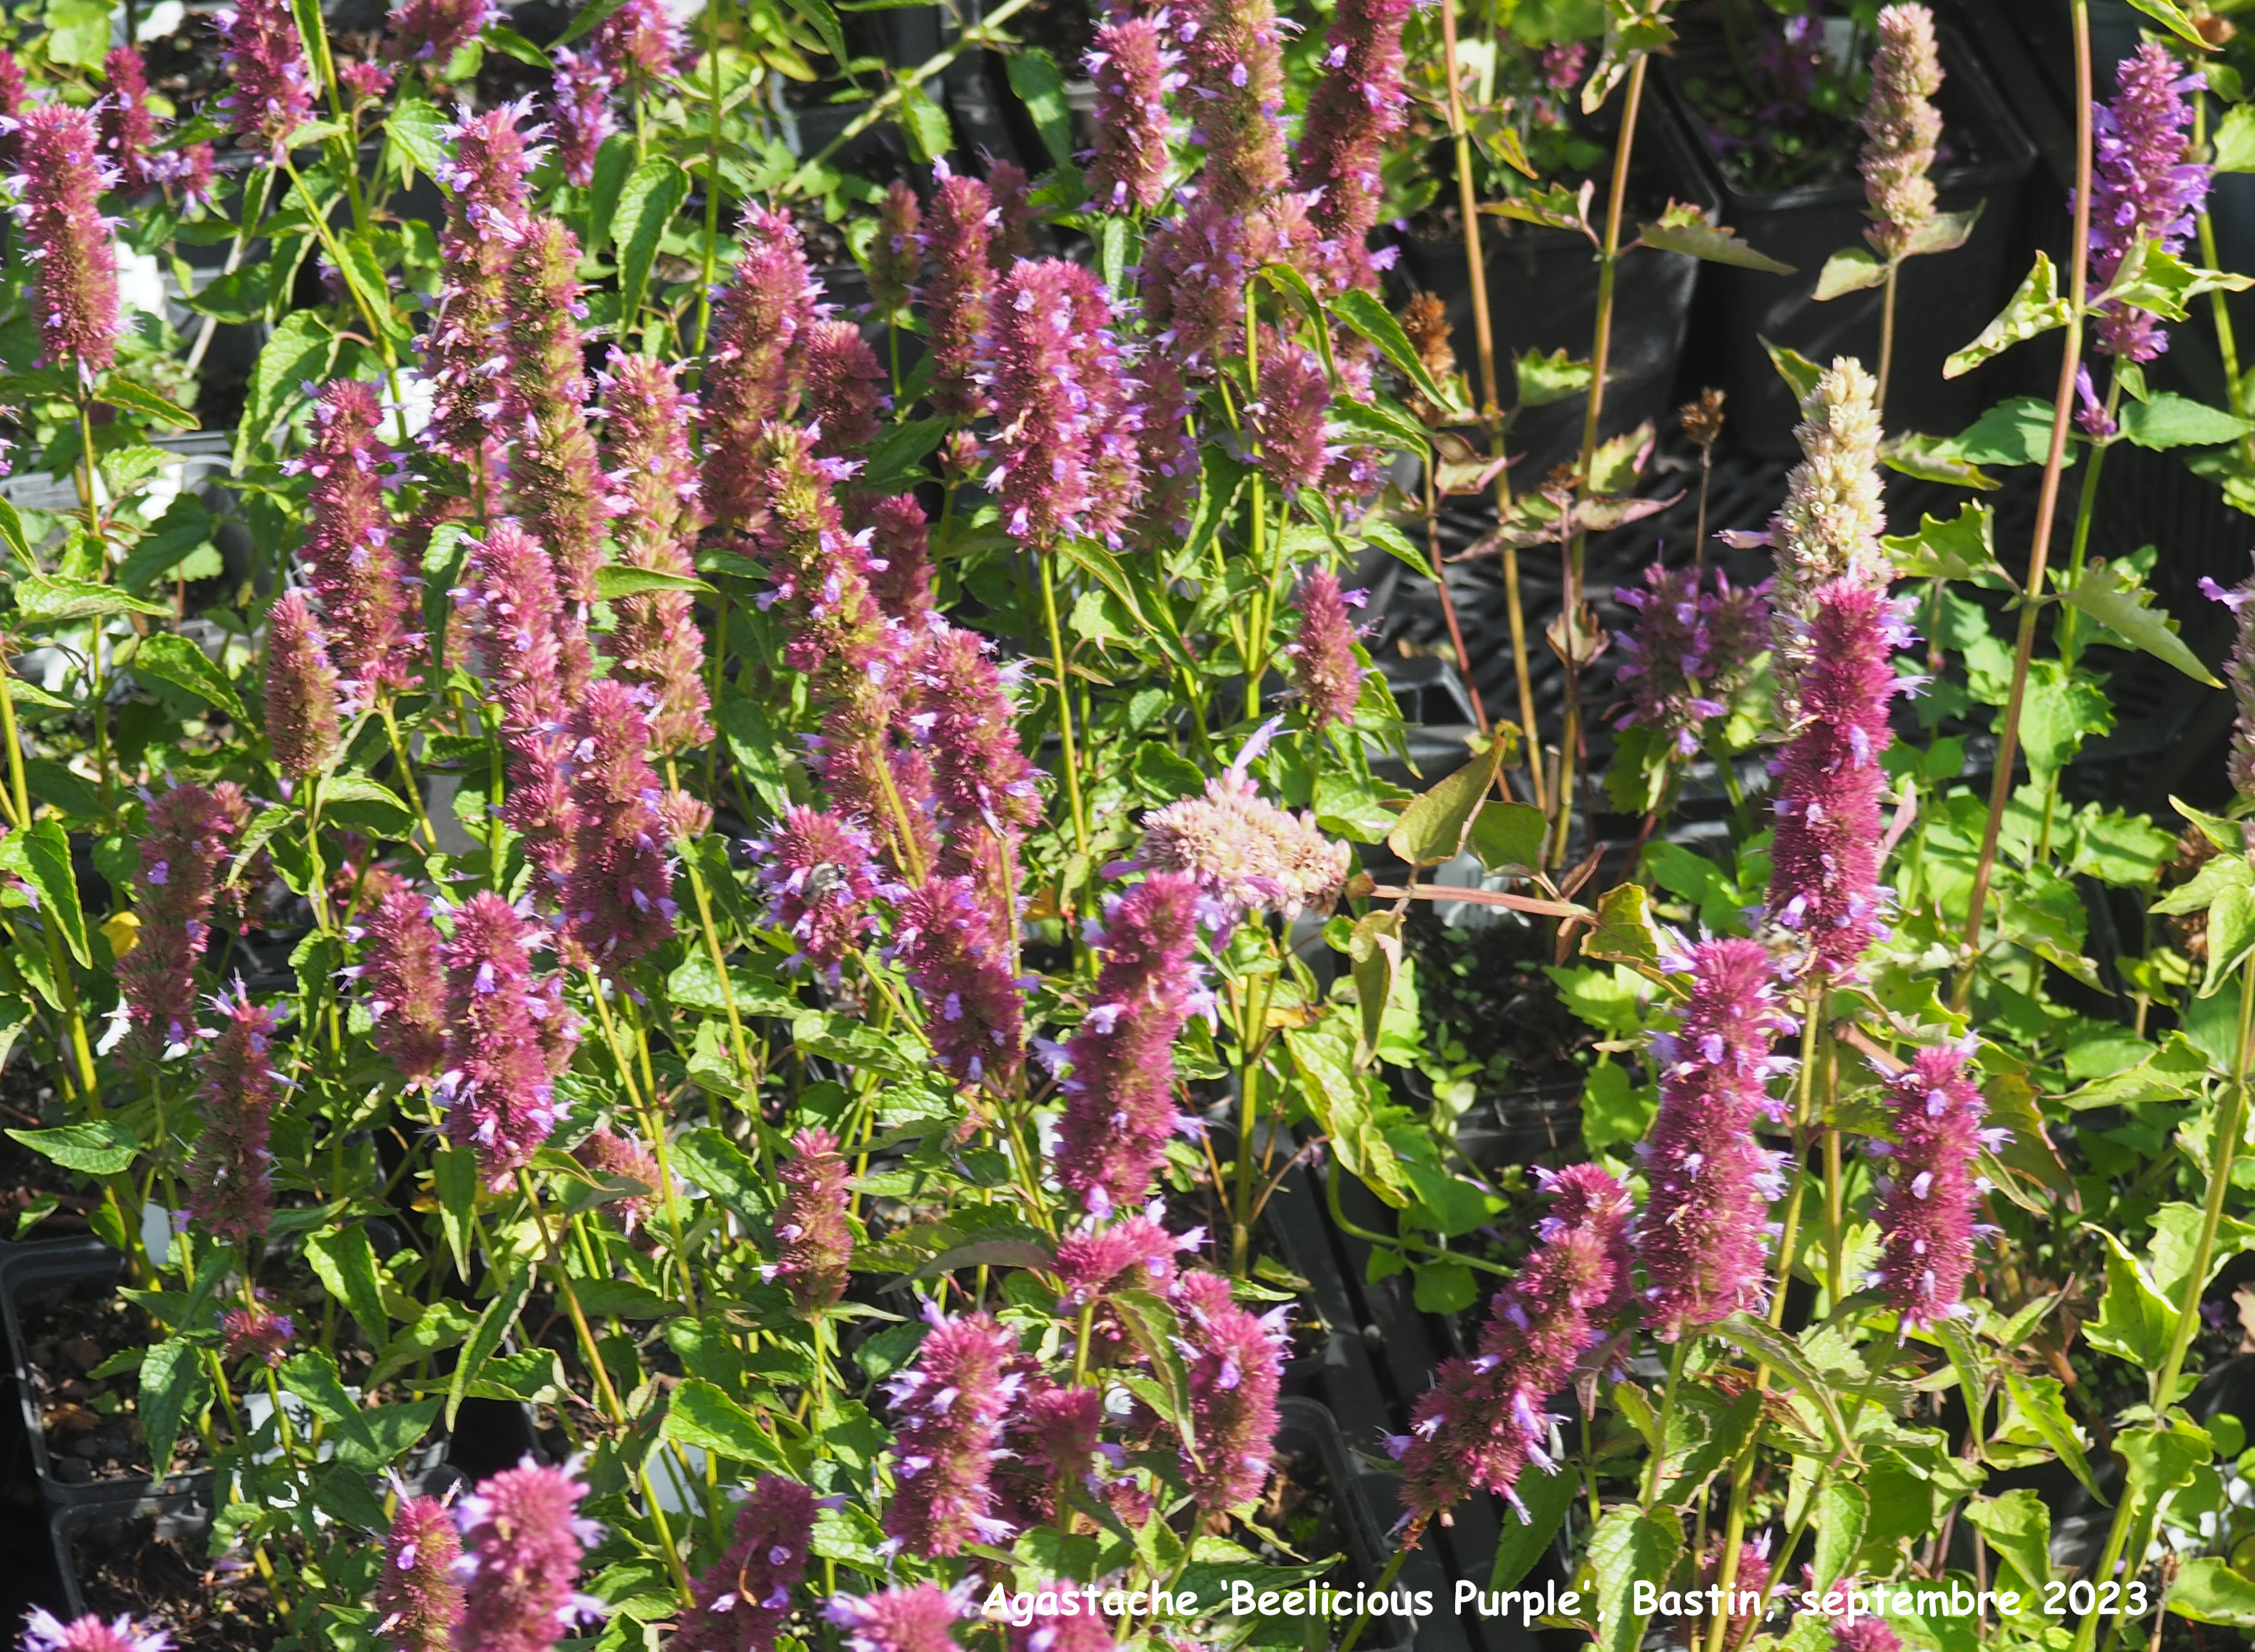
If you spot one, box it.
[704,207,822,533]
[909,622,1042,851]
[503,217,608,609]
[776,1127,854,1315]
[438,892,576,1188]
[2087,42,2209,362]
[1173,1270,1285,1511]
[827,1586,967,1652]
[675,1477,816,1652]
[1767,580,1910,983]
[1833,1619,1904,1652]
[120,784,240,1059]
[264,590,343,780]
[301,380,419,698]
[750,806,898,980]
[2213,556,2255,801]
[373,1494,464,1652]
[1639,939,1794,1342]
[985,259,1142,545]
[422,104,535,464]
[1294,0,1412,289]
[1087,15,1176,215]
[214,0,312,154]
[100,48,160,193]
[12,103,122,381]
[453,1460,603,1652]
[1252,329,1329,494]
[1873,1043,1985,1327]
[0,53,24,169]
[563,678,675,967]
[595,0,679,81]
[218,1304,292,1369]
[917,167,996,418]
[1055,1213,1191,1305]
[883,1311,1019,1558]
[995,1380,1106,1528]
[184,989,283,1246]
[600,352,712,752]
[987,161,1034,265]
[1180,0,1289,213]
[865,494,936,622]
[17,1610,170,1652]
[893,877,1025,1090]
[387,0,493,64]
[573,1126,660,1232]
[1400,1165,1631,1522]
[1057,874,1202,1218]
[462,522,587,890]
[1290,569,1364,733]
[869,180,922,316]
[1612,564,1771,760]
[362,888,447,1088]
[802,318,887,461]
[550,50,615,188]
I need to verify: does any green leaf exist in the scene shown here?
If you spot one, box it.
[1283,1019,1409,1206]
[1582,882,1660,970]
[319,774,415,838]
[368,1301,475,1388]
[587,134,637,253]
[1514,348,1591,408]
[595,564,713,599]
[1330,287,1461,416]
[243,312,339,453]
[2120,392,2254,450]
[482,23,552,66]
[1811,1480,1867,1593]
[1637,208,1793,274]
[2148,1201,2255,1305]
[278,1348,378,1459]
[1905,203,1984,259]
[98,377,197,429]
[2084,1229,2179,1373]
[2207,882,2255,998]
[137,1336,212,1481]
[306,1225,392,1348]
[1812,246,1888,300]
[2000,1371,2103,1501]
[2099,239,2253,322]
[2122,0,2208,47]
[672,1127,772,1223]
[1346,910,1402,1069]
[897,83,954,163]
[1763,337,1823,403]
[1005,48,1074,169]
[1386,740,1505,866]
[2170,1559,2255,1627]
[6,1119,135,1175]
[20,819,90,967]
[382,96,448,181]
[2120,1417,2211,1503]
[666,1377,793,1470]
[1880,431,2003,491]
[1963,1489,2051,1594]
[1950,397,2069,467]
[553,0,632,46]
[1589,1505,1683,1652]
[434,1144,477,1281]
[1490,1463,1578,1589]
[785,0,848,64]
[1467,800,1548,874]
[1713,1315,1847,1450]
[446,1266,530,1429]
[2055,559,2220,685]
[1328,393,1431,459]
[133,633,246,720]
[2216,104,2255,174]
[0,497,30,568]
[1946,253,2072,378]
[1881,500,2005,586]
[1111,1289,1194,1449]
[614,158,687,324]
[1580,1059,1656,1149]
[12,574,171,625]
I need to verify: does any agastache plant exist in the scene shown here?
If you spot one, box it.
[119,782,240,1058]
[374,1494,465,1652]
[750,807,899,980]
[358,887,447,1088]
[674,1477,815,1652]
[1172,1269,1285,1512]
[183,988,283,1245]
[599,351,712,752]
[2087,42,2209,363]
[883,1309,1021,1556]
[264,589,345,781]
[917,165,997,418]
[297,380,419,697]
[1871,1042,1989,1326]
[502,216,608,608]
[774,1126,853,1315]
[11,102,122,380]
[1292,0,1412,289]
[214,0,313,154]
[827,1586,970,1652]
[16,1612,171,1652]
[1087,16,1176,215]
[1765,358,1888,694]
[438,892,576,1187]
[1289,567,1365,733]
[1861,6,1942,262]
[452,1460,604,1652]
[561,678,676,967]
[703,206,821,530]
[98,48,159,193]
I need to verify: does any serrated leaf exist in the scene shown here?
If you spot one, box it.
[2170,1559,2255,1627]
[13,574,171,624]
[1387,740,1504,865]
[134,633,246,720]
[1489,1460,1578,1589]
[19,819,90,965]
[2082,1230,2177,1374]
[1880,431,2003,491]
[2120,392,2254,450]
[1813,246,1888,300]
[1582,882,1660,970]
[1964,1489,2052,1593]
[1589,1505,1682,1652]
[1514,347,1592,409]
[279,1348,378,1459]
[1328,390,1432,459]
[1713,1315,1847,1449]
[1905,203,1983,258]
[614,157,687,324]
[1950,396,2067,468]
[99,376,197,429]
[1946,252,2071,378]
[1484,180,1591,235]
[7,1119,136,1175]
[1811,1481,1867,1593]
[665,1378,791,1470]
[137,1336,211,1483]
[1882,500,2004,586]
[1638,208,1793,274]
[1347,910,1402,1068]
[1330,287,1464,416]
[446,1266,530,1429]
[2121,0,2209,50]
[2217,104,2255,174]
[2206,882,2255,998]
[1468,800,1547,874]
[2055,559,2220,685]
[553,0,632,46]
[383,96,448,180]
[306,1225,391,1348]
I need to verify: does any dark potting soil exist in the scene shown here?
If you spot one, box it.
[0,1072,94,1242]
[70,1509,285,1651]
[1403,906,1591,1095]
[20,1274,203,1486]
[1252,1444,1352,1567]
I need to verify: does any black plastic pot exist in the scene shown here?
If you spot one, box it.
[1658,28,2038,460]
[1390,95,1719,483]
[1452,1081,1584,1173]
[47,1475,217,1623]
[0,1238,170,1511]
[1271,1398,1417,1652]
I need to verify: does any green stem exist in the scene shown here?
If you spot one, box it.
[1876,261,1901,414]
[694,0,727,356]
[1338,1521,1426,1652]
[1953,0,2093,1015]
[1039,550,1090,859]
[1642,1337,1691,1507]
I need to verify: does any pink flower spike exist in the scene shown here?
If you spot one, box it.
[99,48,160,193]
[438,892,577,1188]
[562,678,676,966]
[868,179,922,316]
[549,49,616,188]
[214,0,312,154]
[373,1494,464,1652]
[119,784,240,1059]
[1172,1270,1284,1511]
[599,351,712,752]
[387,0,493,63]
[674,1477,816,1652]
[503,217,608,609]
[1873,1044,1985,1327]
[184,988,283,1245]
[916,169,996,419]
[750,806,898,980]
[453,1459,604,1652]
[704,207,822,533]
[264,589,344,780]
[827,1585,968,1652]
[17,1610,171,1652]
[300,379,418,698]
[774,1127,853,1315]
[893,877,1025,1090]
[1290,567,1363,733]
[1087,15,1174,215]
[1294,0,1412,287]
[11,102,122,380]
[882,1311,1018,1558]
